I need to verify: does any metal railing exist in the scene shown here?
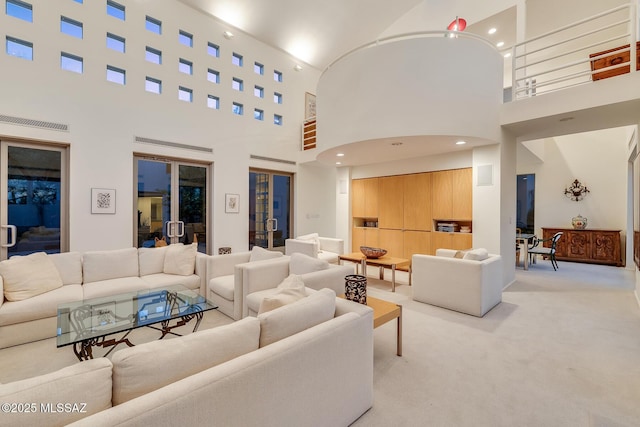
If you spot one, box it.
[511,3,637,101]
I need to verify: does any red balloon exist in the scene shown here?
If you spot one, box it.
[447,18,467,31]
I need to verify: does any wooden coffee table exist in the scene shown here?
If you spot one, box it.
[339,252,410,292]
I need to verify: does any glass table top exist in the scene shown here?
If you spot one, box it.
[56,284,217,347]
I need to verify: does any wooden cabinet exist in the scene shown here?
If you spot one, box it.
[352,178,378,218]
[378,229,404,258]
[352,227,379,252]
[431,231,473,253]
[403,231,431,259]
[378,175,404,229]
[542,228,622,266]
[590,42,640,81]
[431,170,453,220]
[432,168,472,220]
[404,173,432,231]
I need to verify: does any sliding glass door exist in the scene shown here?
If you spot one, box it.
[249,170,292,251]
[0,142,67,259]
[135,156,209,253]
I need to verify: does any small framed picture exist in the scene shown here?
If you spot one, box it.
[305,92,316,119]
[91,188,116,214]
[225,193,239,213]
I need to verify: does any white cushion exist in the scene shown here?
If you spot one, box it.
[209,275,235,301]
[111,317,260,405]
[138,246,168,276]
[83,247,139,283]
[297,232,320,247]
[289,252,329,275]
[0,358,112,425]
[462,248,489,261]
[0,252,63,302]
[163,243,197,276]
[258,274,307,314]
[249,246,282,262]
[257,288,336,347]
[48,252,83,285]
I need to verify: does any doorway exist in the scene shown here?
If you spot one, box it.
[249,169,292,251]
[0,141,68,259]
[135,156,210,253]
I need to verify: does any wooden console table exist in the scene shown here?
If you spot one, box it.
[542,228,622,266]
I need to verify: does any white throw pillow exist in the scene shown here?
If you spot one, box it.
[289,252,329,275]
[297,232,320,248]
[138,246,168,276]
[249,246,282,262]
[0,252,63,301]
[163,243,198,276]
[258,288,336,347]
[463,248,489,261]
[258,274,307,314]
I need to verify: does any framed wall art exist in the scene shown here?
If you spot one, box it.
[91,188,116,214]
[225,193,239,213]
[305,92,316,119]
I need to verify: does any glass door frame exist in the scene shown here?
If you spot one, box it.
[133,154,212,254]
[249,168,293,251]
[0,139,69,260]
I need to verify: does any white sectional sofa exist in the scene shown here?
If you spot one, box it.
[412,248,503,317]
[0,245,206,349]
[0,290,374,427]
[284,233,344,263]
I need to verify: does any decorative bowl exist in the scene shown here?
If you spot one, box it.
[360,246,387,259]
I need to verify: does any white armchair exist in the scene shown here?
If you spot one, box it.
[412,248,503,317]
[285,233,344,264]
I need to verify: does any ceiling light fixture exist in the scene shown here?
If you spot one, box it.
[293,64,303,71]
[336,162,342,165]
[223,31,234,39]
[456,140,467,145]
[496,41,504,48]
[488,28,497,35]
[336,153,345,157]
[447,17,467,31]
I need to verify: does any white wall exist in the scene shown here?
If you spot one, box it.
[517,126,630,265]
[0,0,320,253]
[294,162,337,238]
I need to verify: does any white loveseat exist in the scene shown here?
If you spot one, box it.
[412,248,503,317]
[0,290,374,427]
[284,233,344,263]
[0,245,206,349]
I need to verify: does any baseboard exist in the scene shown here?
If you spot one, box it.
[503,278,516,290]
[635,290,640,309]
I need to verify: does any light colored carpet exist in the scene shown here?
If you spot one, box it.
[1,260,639,427]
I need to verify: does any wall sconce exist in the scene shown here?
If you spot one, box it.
[223,31,234,39]
[564,179,589,201]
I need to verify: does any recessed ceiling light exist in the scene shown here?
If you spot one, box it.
[456,140,467,145]
[336,161,342,165]
[223,31,234,39]
[496,41,504,48]
[488,28,497,35]
[504,52,511,58]
[336,153,345,157]
[293,64,303,71]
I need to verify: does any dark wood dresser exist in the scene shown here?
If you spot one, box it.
[542,228,623,266]
[590,42,640,81]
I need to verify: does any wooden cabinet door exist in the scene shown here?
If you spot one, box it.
[363,178,379,218]
[364,227,379,248]
[431,170,453,219]
[351,179,365,218]
[452,233,473,251]
[378,229,404,258]
[431,232,452,253]
[591,231,621,264]
[404,173,432,231]
[404,231,431,258]
[566,231,591,261]
[378,175,404,229]
[452,168,472,220]
[352,227,364,252]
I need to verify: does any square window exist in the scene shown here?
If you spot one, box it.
[145,46,161,64]
[106,32,125,52]
[207,95,219,109]
[179,58,193,75]
[106,0,125,20]
[207,42,219,57]
[274,114,283,126]
[106,65,125,85]
[6,0,32,22]
[6,36,32,60]
[73,0,82,3]
[274,70,283,82]
[232,52,243,67]
[254,109,264,121]
[254,85,264,98]
[145,16,161,34]
[145,77,161,94]
[254,62,264,75]
[179,30,193,47]
[274,92,283,104]
[232,78,243,91]
[232,102,243,115]
[207,68,219,84]
[61,52,83,73]
[61,16,83,39]
[178,86,193,102]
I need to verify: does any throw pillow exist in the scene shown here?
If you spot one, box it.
[289,252,329,275]
[163,243,198,276]
[454,250,466,259]
[0,252,63,302]
[463,248,489,261]
[297,232,321,248]
[258,274,307,315]
[249,245,282,262]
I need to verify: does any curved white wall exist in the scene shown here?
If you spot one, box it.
[316,36,504,149]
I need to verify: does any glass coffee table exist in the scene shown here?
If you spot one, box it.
[56,285,217,361]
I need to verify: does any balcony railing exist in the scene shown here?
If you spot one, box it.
[510,3,637,101]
